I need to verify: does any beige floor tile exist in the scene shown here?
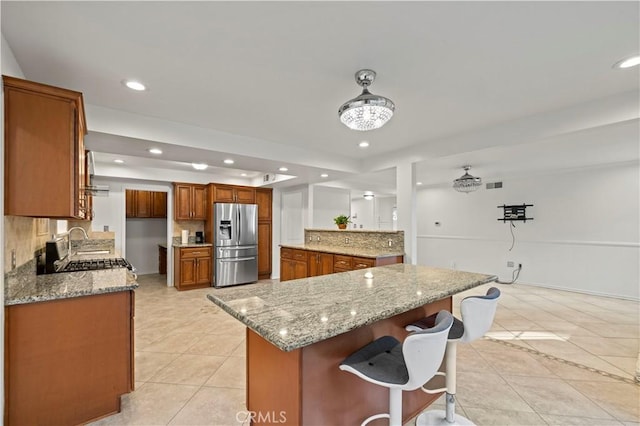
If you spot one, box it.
[140,332,205,354]
[535,356,620,383]
[204,356,246,389]
[463,407,547,425]
[477,346,556,377]
[230,339,247,358]
[540,413,624,425]
[168,387,246,425]
[581,323,640,339]
[567,380,640,422]
[570,336,639,358]
[135,351,181,382]
[503,375,615,419]
[600,356,639,377]
[148,354,227,386]
[89,382,199,426]
[185,333,245,356]
[455,371,534,412]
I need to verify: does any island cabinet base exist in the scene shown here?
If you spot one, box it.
[4,291,134,425]
[246,296,452,425]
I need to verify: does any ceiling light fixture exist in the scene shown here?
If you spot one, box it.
[241,173,248,177]
[320,173,329,178]
[338,69,395,131]
[123,80,146,91]
[358,141,370,148]
[191,163,208,170]
[114,159,125,164]
[613,54,640,69]
[453,166,482,193]
[363,192,375,200]
[223,159,234,165]
[417,182,423,186]
[279,167,288,172]
[148,148,162,155]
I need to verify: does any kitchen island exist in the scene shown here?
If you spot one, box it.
[4,255,137,425]
[208,264,496,425]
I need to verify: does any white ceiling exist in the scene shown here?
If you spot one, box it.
[2,1,639,194]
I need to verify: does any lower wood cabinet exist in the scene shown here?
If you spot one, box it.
[5,291,134,425]
[280,247,403,282]
[280,248,308,281]
[174,246,212,290]
[159,245,167,274]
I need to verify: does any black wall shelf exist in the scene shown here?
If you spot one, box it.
[498,204,534,222]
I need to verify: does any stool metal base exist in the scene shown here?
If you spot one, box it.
[415,409,475,426]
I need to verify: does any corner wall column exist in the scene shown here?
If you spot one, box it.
[396,162,417,264]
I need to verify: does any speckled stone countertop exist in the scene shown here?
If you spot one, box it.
[305,228,403,234]
[280,244,404,258]
[172,243,213,248]
[207,264,496,351]
[5,252,137,306]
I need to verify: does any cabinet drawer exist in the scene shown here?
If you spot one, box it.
[180,247,212,259]
[281,248,306,261]
[333,255,353,271]
[352,257,375,270]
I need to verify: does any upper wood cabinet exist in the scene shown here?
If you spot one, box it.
[174,183,207,220]
[213,185,255,204]
[126,189,167,218]
[3,75,88,218]
[256,188,273,221]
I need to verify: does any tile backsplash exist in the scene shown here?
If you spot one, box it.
[4,216,52,273]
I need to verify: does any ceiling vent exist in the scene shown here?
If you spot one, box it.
[486,182,503,189]
[263,173,276,183]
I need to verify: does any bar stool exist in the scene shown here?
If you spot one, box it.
[406,287,501,425]
[339,311,454,426]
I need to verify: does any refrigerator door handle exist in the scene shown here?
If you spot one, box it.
[219,256,256,262]
[237,207,241,243]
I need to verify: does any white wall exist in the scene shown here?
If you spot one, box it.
[280,187,306,245]
[351,195,396,230]
[312,186,351,229]
[417,162,640,300]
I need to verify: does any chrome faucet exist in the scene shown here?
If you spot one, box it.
[67,226,89,257]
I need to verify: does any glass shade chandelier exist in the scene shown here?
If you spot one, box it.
[338,69,395,131]
[453,166,482,193]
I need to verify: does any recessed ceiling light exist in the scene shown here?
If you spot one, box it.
[223,159,234,165]
[613,54,640,69]
[114,159,125,164]
[320,173,329,178]
[123,80,146,91]
[279,167,288,172]
[192,163,208,170]
[358,141,370,148]
[148,148,162,155]
[241,173,248,177]
[417,182,423,186]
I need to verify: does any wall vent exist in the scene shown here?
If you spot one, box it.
[263,173,276,183]
[486,181,503,189]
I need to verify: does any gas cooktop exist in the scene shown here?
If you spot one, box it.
[59,258,133,273]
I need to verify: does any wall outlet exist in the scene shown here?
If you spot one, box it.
[388,239,393,247]
[345,237,350,244]
[316,236,320,242]
[11,249,16,270]
[507,261,514,267]
[103,225,109,232]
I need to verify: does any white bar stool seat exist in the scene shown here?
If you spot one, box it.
[406,287,501,426]
[339,311,454,426]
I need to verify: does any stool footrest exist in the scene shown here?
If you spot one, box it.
[361,413,390,426]
[416,409,476,426]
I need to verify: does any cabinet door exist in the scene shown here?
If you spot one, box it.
[334,255,353,271]
[318,253,334,276]
[352,257,375,270]
[235,187,256,204]
[258,222,271,278]
[307,252,320,277]
[135,190,152,218]
[213,185,235,203]
[196,256,212,285]
[174,184,193,220]
[151,191,167,218]
[293,260,307,280]
[125,190,136,218]
[280,259,293,282]
[179,258,197,286]
[256,189,272,221]
[192,185,208,220]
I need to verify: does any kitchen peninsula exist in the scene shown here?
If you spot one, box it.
[208,264,496,425]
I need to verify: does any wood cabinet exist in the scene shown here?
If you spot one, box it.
[213,184,256,204]
[174,246,212,290]
[280,248,308,282]
[3,75,88,218]
[308,251,334,277]
[174,183,208,220]
[280,247,404,281]
[125,190,167,218]
[256,188,273,279]
[5,291,134,425]
[159,245,167,274]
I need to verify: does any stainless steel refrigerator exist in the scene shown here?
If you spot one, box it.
[213,203,258,287]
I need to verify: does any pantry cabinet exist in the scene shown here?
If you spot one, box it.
[125,190,167,218]
[174,183,207,220]
[3,75,88,218]
[256,188,273,279]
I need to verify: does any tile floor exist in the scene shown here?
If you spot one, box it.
[91,274,639,426]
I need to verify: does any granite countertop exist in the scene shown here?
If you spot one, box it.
[5,251,138,306]
[305,228,403,234]
[159,243,167,249]
[172,243,213,248]
[280,243,404,258]
[208,264,496,351]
